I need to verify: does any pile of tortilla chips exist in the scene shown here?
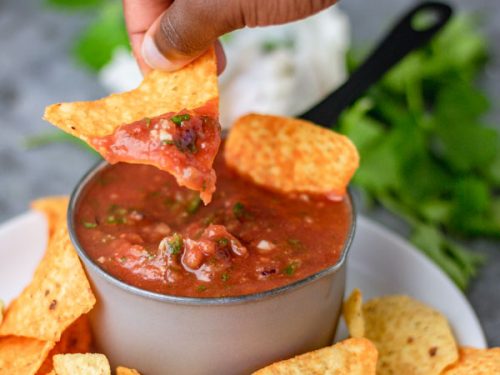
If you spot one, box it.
[342,289,500,375]
[0,197,139,375]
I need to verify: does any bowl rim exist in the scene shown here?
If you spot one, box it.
[68,159,357,306]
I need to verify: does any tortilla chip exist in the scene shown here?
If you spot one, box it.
[0,224,96,341]
[442,347,500,374]
[0,336,55,375]
[37,315,93,375]
[0,300,4,326]
[44,50,219,202]
[52,354,110,375]
[225,114,359,198]
[53,315,92,355]
[116,366,141,375]
[252,338,377,374]
[343,288,365,338]
[31,197,69,237]
[44,49,217,140]
[362,295,458,375]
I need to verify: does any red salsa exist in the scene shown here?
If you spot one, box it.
[75,149,352,297]
[89,100,220,204]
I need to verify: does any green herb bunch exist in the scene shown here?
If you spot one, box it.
[339,15,499,289]
[46,0,129,71]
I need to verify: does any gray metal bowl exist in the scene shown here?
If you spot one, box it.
[68,160,356,375]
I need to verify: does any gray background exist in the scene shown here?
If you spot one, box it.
[0,0,498,345]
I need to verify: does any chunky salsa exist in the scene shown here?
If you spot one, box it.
[75,148,352,297]
[89,100,220,204]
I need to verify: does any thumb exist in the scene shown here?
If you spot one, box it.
[141,0,338,71]
[141,0,236,71]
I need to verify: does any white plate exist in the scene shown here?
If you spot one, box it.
[0,212,486,347]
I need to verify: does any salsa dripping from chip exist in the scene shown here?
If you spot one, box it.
[90,102,220,204]
[44,49,220,204]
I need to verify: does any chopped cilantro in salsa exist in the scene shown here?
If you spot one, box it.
[283,262,299,276]
[106,215,127,224]
[168,233,183,255]
[186,195,202,214]
[233,202,246,220]
[217,238,229,247]
[287,238,304,251]
[170,114,191,126]
[82,222,97,229]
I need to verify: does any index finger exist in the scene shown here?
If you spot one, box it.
[123,0,173,74]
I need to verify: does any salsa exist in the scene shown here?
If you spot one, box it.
[75,149,352,297]
[89,100,220,204]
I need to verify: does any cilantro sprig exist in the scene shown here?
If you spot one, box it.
[339,15,496,289]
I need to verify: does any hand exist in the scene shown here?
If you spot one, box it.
[123,0,337,74]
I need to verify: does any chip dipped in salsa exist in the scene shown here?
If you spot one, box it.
[89,101,220,205]
[74,146,353,298]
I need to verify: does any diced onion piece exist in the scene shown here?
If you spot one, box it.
[256,240,276,252]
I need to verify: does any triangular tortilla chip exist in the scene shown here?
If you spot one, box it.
[44,49,220,203]
[52,353,110,375]
[44,49,217,139]
[358,295,458,375]
[342,288,365,338]
[442,347,500,374]
[0,223,96,341]
[116,366,141,375]
[37,315,93,375]
[225,114,359,198]
[31,196,69,237]
[252,338,377,374]
[0,336,54,375]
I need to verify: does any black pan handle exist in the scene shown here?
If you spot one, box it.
[299,1,452,126]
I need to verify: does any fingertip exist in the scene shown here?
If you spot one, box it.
[142,34,192,71]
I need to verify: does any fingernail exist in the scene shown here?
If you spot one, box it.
[142,36,184,71]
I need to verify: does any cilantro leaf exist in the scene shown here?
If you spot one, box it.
[45,0,104,9]
[73,2,130,70]
[411,223,484,290]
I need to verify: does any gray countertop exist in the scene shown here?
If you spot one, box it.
[0,0,498,345]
